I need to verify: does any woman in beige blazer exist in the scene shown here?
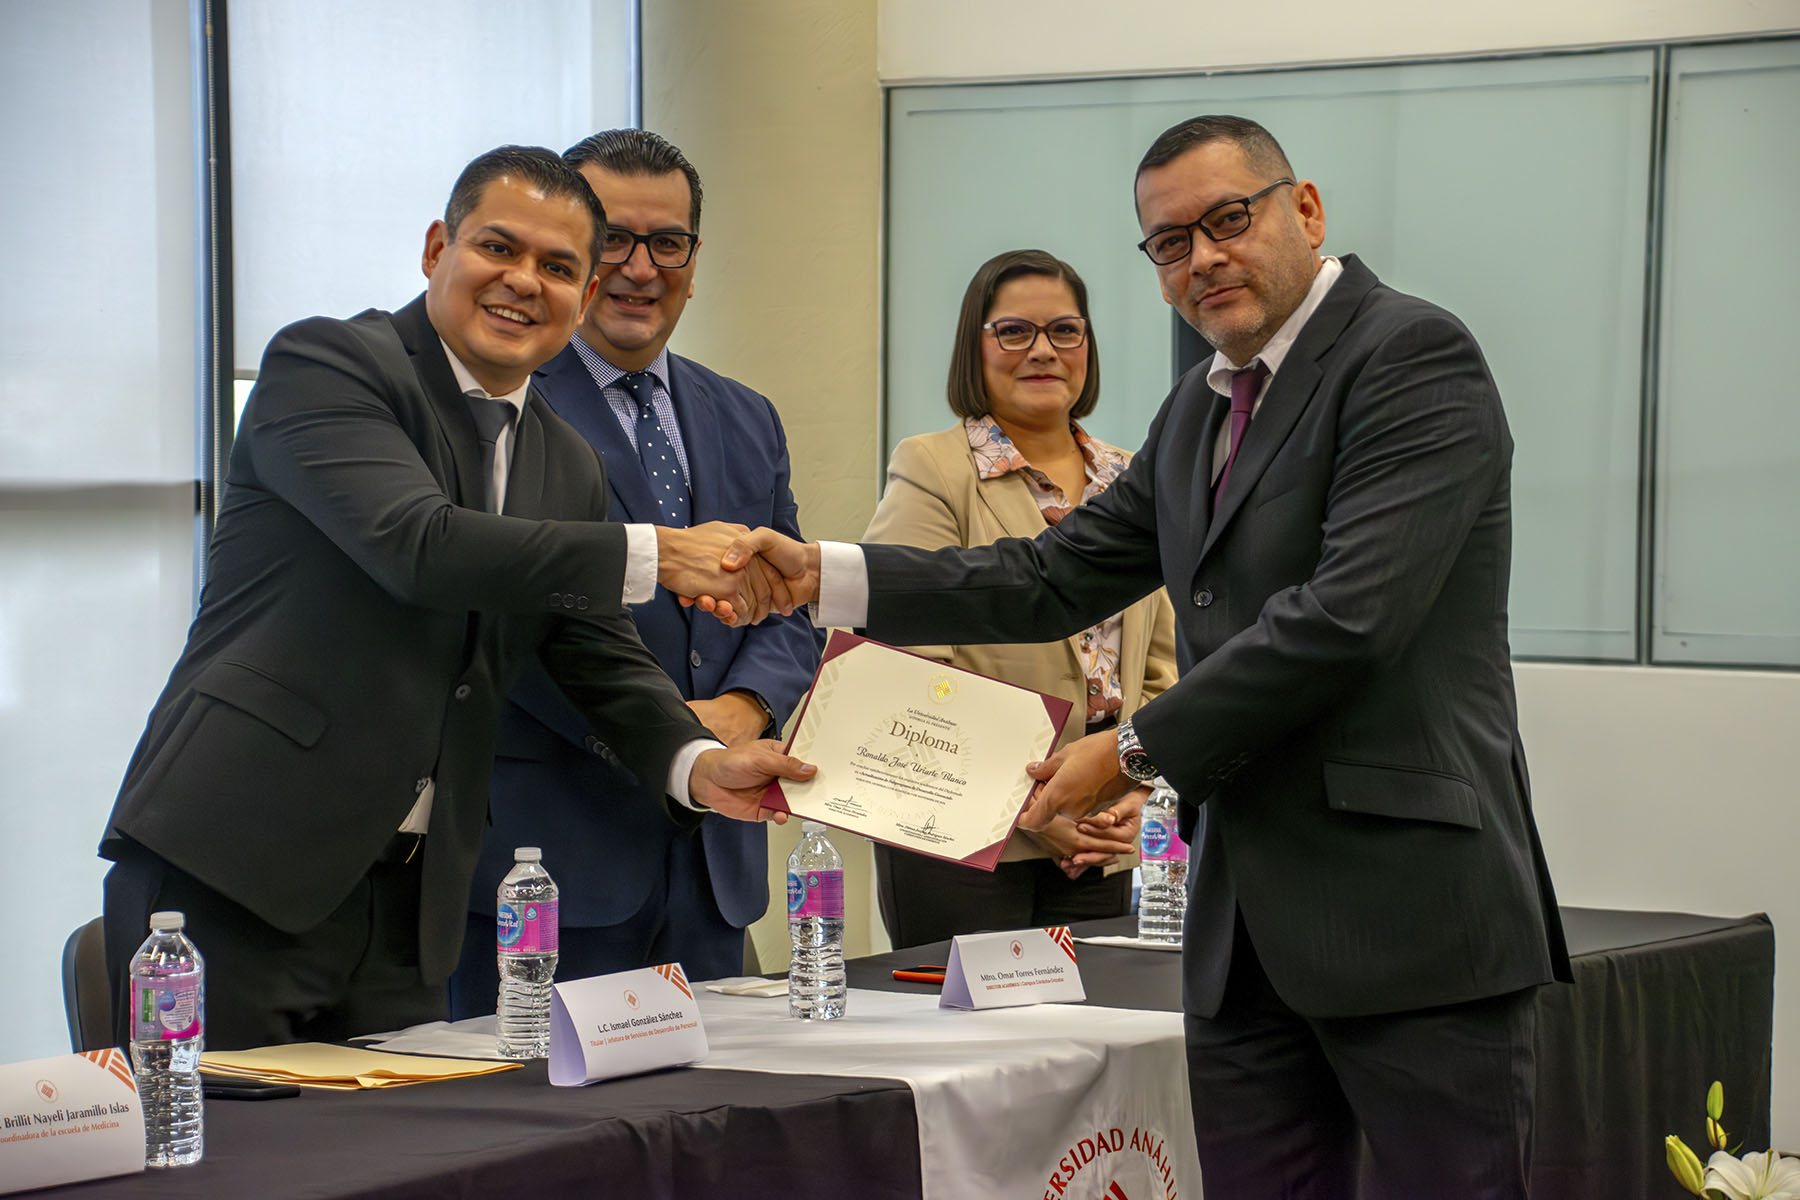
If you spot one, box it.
[865,249,1179,948]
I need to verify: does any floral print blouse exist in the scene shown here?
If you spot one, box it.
[964,416,1132,726]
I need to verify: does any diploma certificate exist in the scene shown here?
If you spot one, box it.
[766,632,1072,870]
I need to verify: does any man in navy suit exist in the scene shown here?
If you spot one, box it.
[451,130,817,1013]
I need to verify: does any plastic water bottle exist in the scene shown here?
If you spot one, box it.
[495,847,559,1058]
[128,911,203,1168]
[787,821,846,1020]
[1137,778,1188,944]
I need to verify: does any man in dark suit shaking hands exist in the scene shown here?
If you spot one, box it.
[98,145,813,1050]
[723,116,1569,1198]
[451,130,818,1014]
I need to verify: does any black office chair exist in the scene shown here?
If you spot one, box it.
[62,917,114,1051]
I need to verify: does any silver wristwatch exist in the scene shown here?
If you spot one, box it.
[1116,715,1158,783]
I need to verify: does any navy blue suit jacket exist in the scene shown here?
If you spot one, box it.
[467,343,817,929]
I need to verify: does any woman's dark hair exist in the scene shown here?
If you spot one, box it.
[945,249,1100,421]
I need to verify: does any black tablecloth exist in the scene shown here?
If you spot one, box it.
[47,907,1772,1199]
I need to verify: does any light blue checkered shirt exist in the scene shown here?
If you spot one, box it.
[567,337,691,484]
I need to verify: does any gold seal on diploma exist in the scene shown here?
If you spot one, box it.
[928,674,957,704]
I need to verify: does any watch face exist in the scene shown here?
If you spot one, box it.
[1123,750,1157,781]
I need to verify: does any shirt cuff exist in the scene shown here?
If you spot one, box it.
[622,524,659,605]
[668,736,728,812]
[815,540,868,628]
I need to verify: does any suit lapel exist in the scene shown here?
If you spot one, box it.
[535,344,660,523]
[392,295,485,509]
[1198,255,1381,563]
[669,356,722,521]
[1201,357,1320,559]
[975,470,1050,542]
[504,394,549,517]
[1181,381,1228,574]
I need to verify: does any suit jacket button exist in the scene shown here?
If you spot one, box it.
[548,592,562,607]
[583,735,601,752]
[453,684,472,700]
[576,596,590,611]
[1194,588,1213,607]
[562,595,575,609]
[689,650,703,669]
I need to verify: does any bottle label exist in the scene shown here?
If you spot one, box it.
[497,899,559,953]
[1140,817,1188,864]
[131,972,202,1041]
[787,869,844,921]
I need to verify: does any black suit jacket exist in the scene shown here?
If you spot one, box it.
[101,295,707,979]
[862,256,1571,1020]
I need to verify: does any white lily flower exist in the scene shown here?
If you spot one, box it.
[1704,1150,1800,1200]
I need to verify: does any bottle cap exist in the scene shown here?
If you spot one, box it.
[149,911,185,930]
[800,821,826,835]
[513,847,542,862]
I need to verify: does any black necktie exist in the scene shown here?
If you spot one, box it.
[619,371,691,527]
[469,396,515,513]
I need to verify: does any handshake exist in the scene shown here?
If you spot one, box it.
[658,521,824,629]
[654,524,821,627]
[657,522,1145,846]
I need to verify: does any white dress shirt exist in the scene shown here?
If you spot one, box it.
[400,344,719,835]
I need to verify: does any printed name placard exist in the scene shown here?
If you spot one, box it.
[0,1049,145,1194]
[548,963,708,1086]
[941,927,1085,1010]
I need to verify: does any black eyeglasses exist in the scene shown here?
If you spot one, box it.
[1136,179,1295,265]
[981,316,1089,352]
[598,228,699,268]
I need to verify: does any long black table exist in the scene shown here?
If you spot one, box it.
[46,907,1772,1199]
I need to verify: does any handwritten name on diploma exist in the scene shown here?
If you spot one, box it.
[853,742,969,785]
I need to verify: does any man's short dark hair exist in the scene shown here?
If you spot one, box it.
[443,145,609,276]
[946,249,1101,422]
[1135,115,1295,208]
[564,129,704,233]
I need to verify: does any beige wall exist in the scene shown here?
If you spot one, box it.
[641,0,888,970]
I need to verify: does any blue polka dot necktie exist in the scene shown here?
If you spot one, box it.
[620,371,691,528]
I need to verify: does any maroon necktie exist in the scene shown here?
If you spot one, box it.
[1215,362,1269,499]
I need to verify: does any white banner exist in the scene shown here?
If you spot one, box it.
[692,988,1200,1199]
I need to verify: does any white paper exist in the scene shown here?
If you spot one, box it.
[703,976,790,998]
[548,963,708,1086]
[781,638,1059,863]
[0,1050,145,1194]
[359,1015,514,1060]
[942,927,1086,1010]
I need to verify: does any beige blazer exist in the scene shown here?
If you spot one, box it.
[864,426,1180,868]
